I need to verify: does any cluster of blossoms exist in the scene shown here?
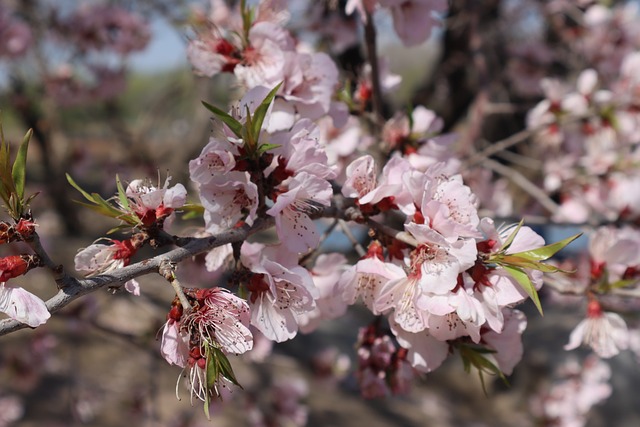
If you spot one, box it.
[168,0,572,404]
[530,355,612,427]
[503,1,640,225]
[6,0,627,421]
[74,177,187,296]
[526,54,640,223]
[547,226,640,359]
[0,2,150,107]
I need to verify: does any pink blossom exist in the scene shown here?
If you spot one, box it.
[199,171,259,233]
[189,137,238,184]
[530,355,612,427]
[160,321,190,368]
[277,51,340,123]
[390,319,449,373]
[270,119,336,179]
[242,243,319,342]
[342,155,377,199]
[298,253,349,333]
[125,177,187,227]
[75,239,140,295]
[0,283,50,327]
[234,22,293,88]
[266,172,332,253]
[182,288,253,355]
[565,300,629,358]
[339,253,406,313]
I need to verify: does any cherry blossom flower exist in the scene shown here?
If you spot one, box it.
[390,319,449,373]
[241,243,319,342]
[297,253,349,333]
[75,239,141,295]
[565,300,629,358]
[266,172,332,254]
[161,287,252,403]
[199,171,259,233]
[125,177,187,227]
[189,137,238,185]
[339,246,406,313]
[182,288,253,355]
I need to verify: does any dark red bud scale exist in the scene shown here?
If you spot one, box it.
[0,254,42,282]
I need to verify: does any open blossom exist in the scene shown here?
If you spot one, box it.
[75,239,141,295]
[199,171,259,233]
[565,300,629,358]
[339,242,406,313]
[126,177,187,227]
[241,243,318,342]
[297,253,349,333]
[160,287,253,402]
[266,172,332,254]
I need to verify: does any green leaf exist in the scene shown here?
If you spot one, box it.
[115,175,130,211]
[498,255,569,273]
[11,128,31,202]
[66,173,97,203]
[510,233,582,262]
[211,346,242,388]
[503,265,543,315]
[609,278,638,289]
[251,82,282,140]
[180,203,204,220]
[243,104,255,150]
[257,143,280,155]
[202,101,243,137]
[458,343,508,395]
[500,220,524,253]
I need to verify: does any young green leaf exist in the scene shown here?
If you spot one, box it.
[257,143,281,155]
[12,128,31,202]
[499,220,524,253]
[202,101,243,137]
[509,233,582,262]
[502,265,543,315]
[251,82,282,139]
[211,346,242,388]
[115,175,130,211]
[498,255,570,273]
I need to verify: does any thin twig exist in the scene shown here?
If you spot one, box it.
[482,158,560,216]
[338,219,366,257]
[363,9,384,128]
[366,218,419,248]
[463,127,534,169]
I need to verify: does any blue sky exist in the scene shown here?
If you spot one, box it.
[127,18,187,73]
